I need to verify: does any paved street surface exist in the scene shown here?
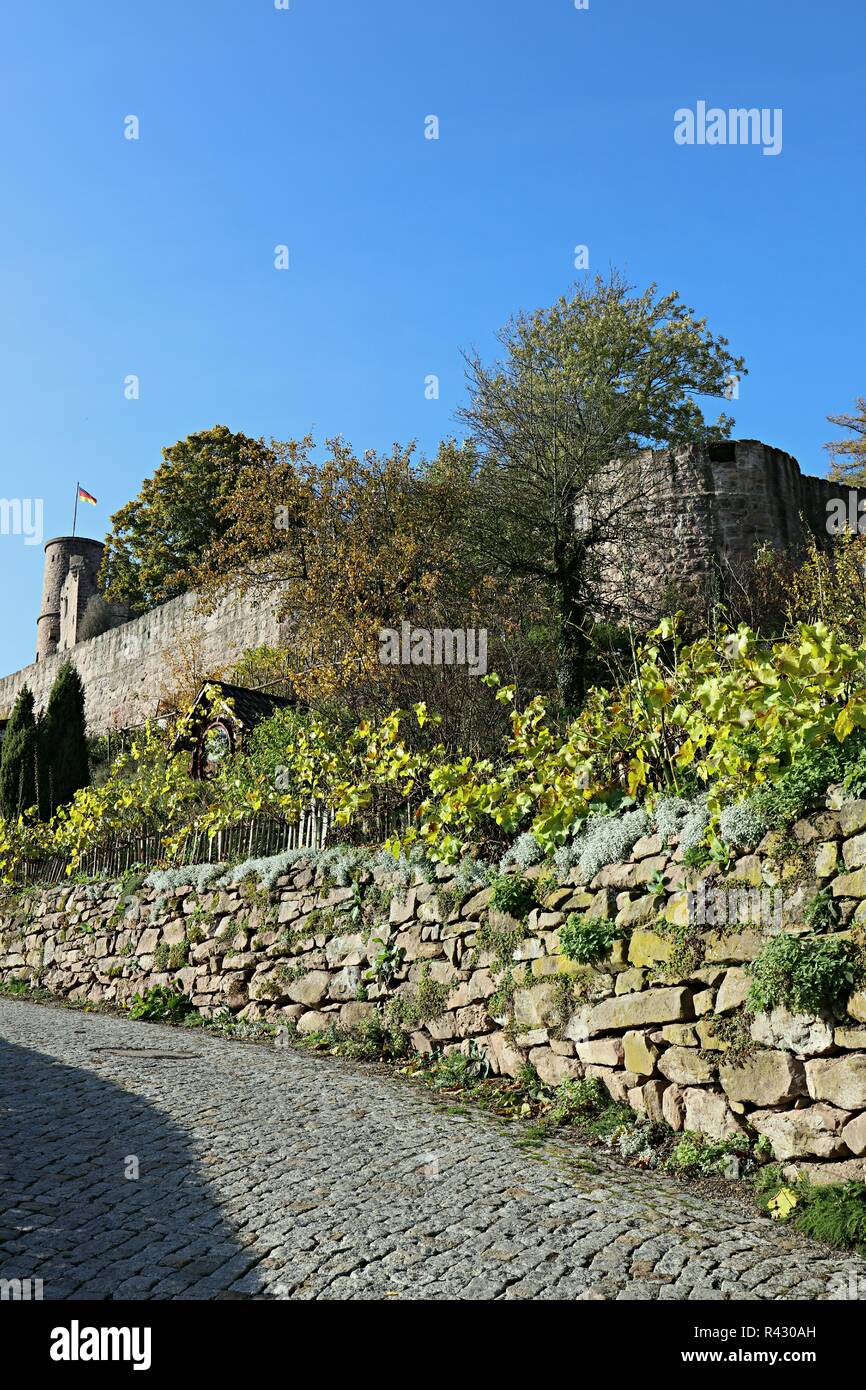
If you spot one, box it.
[1,999,863,1301]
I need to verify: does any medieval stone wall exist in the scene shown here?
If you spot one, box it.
[2,439,862,732]
[0,587,286,733]
[610,439,864,627]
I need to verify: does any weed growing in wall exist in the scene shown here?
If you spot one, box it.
[558,913,621,965]
[747,933,865,1017]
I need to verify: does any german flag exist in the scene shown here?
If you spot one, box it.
[77,486,97,505]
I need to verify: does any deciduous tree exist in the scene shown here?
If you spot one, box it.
[100,425,274,609]
[457,271,746,710]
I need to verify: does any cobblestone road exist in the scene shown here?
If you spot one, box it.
[1,999,863,1301]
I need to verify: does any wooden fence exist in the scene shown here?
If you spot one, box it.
[12,797,419,888]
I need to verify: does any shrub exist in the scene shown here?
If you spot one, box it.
[38,662,90,818]
[78,594,118,642]
[666,1130,751,1178]
[0,686,38,819]
[803,887,841,932]
[719,799,766,852]
[550,1075,607,1123]
[747,933,864,1017]
[574,808,649,880]
[499,831,545,873]
[488,873,537,919]
[794,1181,866,1253]
[752,739,851,831]
[678,797,710,855]
[653,795,692,844]
[558,913,619,964]
[128,984,194,1022]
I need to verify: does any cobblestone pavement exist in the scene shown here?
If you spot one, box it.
[1,999,863,1301]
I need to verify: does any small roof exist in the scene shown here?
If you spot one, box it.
[172,680,294,752]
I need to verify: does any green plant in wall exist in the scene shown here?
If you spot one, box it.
[488,873,536,919]
[647,868,667,898]
[803,888,840,932]
[747,933,864,1017]
[558,913,620,964]
[363,932,406,988]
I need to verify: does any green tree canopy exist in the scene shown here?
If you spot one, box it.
[38,663,90,819]
[100,424,275,610]
[457,271,747,709]
[0,686,38,820]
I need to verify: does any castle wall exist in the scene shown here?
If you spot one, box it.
[0,587,286,733]
[2,439,863,732]
[608,440,864,627]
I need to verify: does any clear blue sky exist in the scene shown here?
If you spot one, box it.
[1,0,863,675]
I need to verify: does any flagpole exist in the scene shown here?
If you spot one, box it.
[73,481,79,538]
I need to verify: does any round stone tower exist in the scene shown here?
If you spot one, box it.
[36,537,105,662]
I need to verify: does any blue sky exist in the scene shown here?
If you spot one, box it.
[0,0,863,675]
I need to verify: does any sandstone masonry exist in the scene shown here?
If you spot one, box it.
[7,789,866,1181]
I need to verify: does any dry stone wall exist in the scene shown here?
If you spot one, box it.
[6,792,866,1182]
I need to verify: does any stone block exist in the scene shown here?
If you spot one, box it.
[287,971,330,1006]
[841,1112,866,1156]
[575,1037,624,1067]
[814,842,838,879]
[749,1007,834,1058]
[832,867,866,898]
[720,1051,807,1106]
[749,1104,848,1160]
[615,896,657,930]
[805,1054,866,1110]
[528,1047,582,1087]
[623,1030,658,1076]
[682,1087,744,1140]
[627,929,672,967]
[662,1082,686,1131]
[484,1029,525,1078]
[582,986,693,1034]
[513,980,560,1030]
[704,930,765,963]
[296,1009,332,1035]
[641,1079,668,1126]
[658,1045,715,1085]
[714,967,750,1014]
[615,967,646,995]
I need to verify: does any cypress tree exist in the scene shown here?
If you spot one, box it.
[0,686,39,819]
[39,663,90,817]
